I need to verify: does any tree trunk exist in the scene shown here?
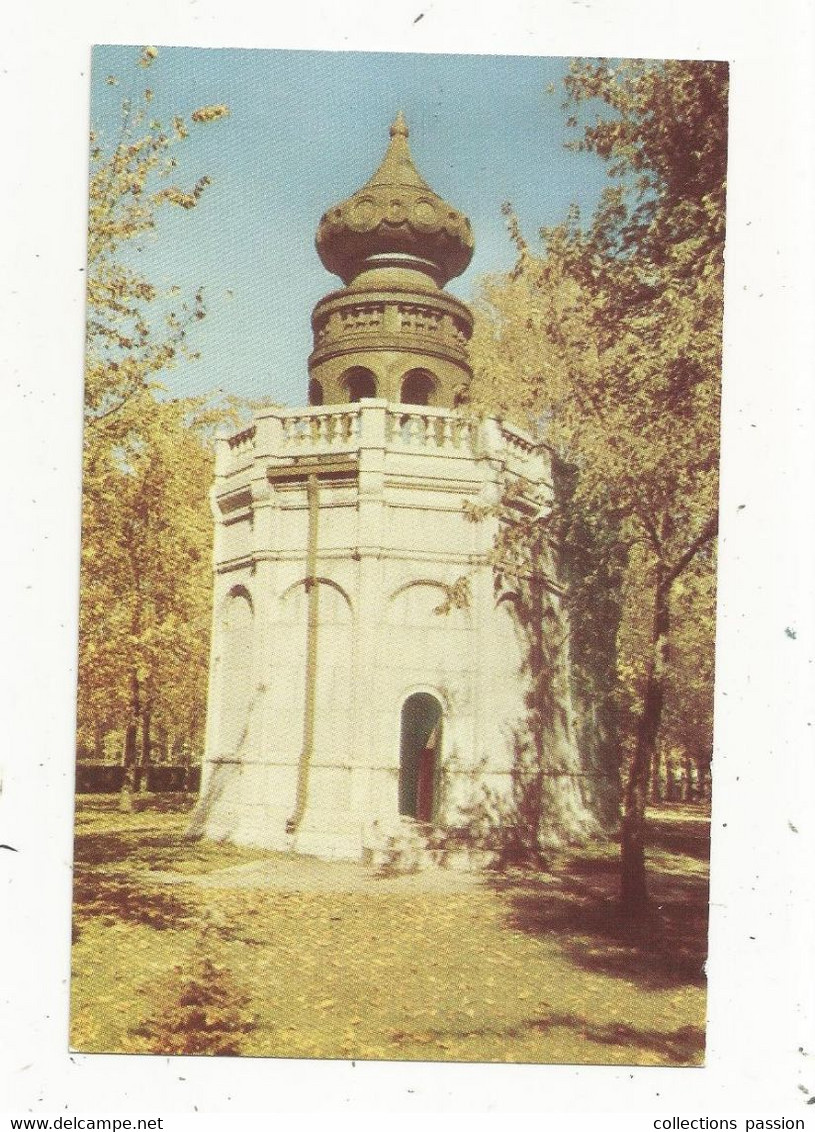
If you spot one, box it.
[620,572,670,915]
[138,707,152,794]
[120,672,141,812]
[684,750,694,802]
[699,754,712,802]
[120,722,138,812]
[650,743,663,803]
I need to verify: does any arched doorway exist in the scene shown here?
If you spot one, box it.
[398,692,443,822]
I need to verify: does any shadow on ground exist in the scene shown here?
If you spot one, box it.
[491,806,710,992]
[73,829,178,867]
[647,808,710,861]
[72,807,199,940]
[390,1011,705,1064]
[527,1013,704,1062]
[72,869,196,939]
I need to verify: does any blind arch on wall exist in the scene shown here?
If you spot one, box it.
[216,586,254,757]
[275,578,354,768]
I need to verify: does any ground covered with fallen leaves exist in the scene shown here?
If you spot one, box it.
[71,796,709,1064]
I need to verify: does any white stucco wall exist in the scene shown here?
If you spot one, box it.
[188,400,553,858]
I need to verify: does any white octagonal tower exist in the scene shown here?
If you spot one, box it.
[189,115,557,860]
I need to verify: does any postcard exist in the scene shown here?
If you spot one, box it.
[67,44,727,1068]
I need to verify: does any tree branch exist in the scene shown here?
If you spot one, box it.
[665,510,719,587]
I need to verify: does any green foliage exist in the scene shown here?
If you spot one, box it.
[659,557,716,792]
[85,50,229,427]
[77,396,216,760]
[77,49,234,777]
[552,456,626,827]
[469,58,727,910]
[561,59,727,264]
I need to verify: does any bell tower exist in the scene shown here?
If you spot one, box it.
[191,114,562,862]
[308,112,474,410]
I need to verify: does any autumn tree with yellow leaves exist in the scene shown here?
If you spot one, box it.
[470,59,727,913]
[78,47,230,807]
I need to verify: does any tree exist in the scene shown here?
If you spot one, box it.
[457,475,607,860]
[78,48,230,807]
[656,557,717,801]
[468,252,626,850]
[77,397,217,795]
[84,46,227,430]
[470,58,727,913]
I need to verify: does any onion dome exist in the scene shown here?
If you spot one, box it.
[316,112,474,287]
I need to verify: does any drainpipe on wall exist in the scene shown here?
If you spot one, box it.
[286,473,320,836]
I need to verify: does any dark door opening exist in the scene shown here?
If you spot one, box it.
[398,692,442,822]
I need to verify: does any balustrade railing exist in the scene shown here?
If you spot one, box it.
[281,407,360,448]
[386,407,475,450]
[217,402,542,474]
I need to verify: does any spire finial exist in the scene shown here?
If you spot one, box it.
[390,110,409,139]
[315,112,474,287]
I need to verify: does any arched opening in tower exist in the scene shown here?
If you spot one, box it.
[398,692,443,823]
[342,367,378,402]
[400,368,436,406]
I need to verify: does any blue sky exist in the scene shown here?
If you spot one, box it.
[90,46,611,407]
